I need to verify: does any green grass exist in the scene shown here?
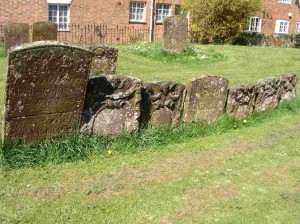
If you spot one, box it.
[0,43,300,223]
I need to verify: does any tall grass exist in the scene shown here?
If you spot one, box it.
[1,97,299,169]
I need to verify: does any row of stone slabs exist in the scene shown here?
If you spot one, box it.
[2,41,298,142]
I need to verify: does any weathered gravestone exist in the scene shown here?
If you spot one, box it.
[32,21,57,42]
[81,75,142,136]
[89,46,118,76]
[279,74,298,101]
[140,81,186,128]
[183,75,229,124]
[226,84,257,119]
[255,77,281,112]
[2,41,94,142]
[4,23,30,51]
[163,16,189,53]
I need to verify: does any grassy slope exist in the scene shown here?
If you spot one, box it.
[0,44,300,223]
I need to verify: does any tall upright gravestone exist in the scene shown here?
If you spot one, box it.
[163,16,189,53]
[2,41,94,142]
[184,75,229,124]
[4,23,30,51]
[32,22,58,42]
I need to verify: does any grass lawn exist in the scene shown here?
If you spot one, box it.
[0,43,300,223]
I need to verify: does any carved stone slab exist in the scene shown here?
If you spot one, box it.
[81,75,142,136]
[226,84,257,119]
[32,22,58,42]
[279,74,298,101]
[183,75,229,124]
[163,16,189,53]
[255,77,281,112]
[140,81,186,128]
[2,41,94,142]
[4,23,30,51]
[89,46,118,75]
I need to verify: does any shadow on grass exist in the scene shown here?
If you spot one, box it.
[1,97,299,169]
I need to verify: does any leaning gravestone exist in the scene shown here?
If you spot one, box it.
[279,74,298,101]
[32,21,57,42]
[226,84,257,119]
[2,41,94,142]
[183,75,229,124]
[255,77,281,112]
[163,16,189,53]
[81,75,142,136]
[140,81,186,128]
[4,23,30,51]
[89,46,118,76]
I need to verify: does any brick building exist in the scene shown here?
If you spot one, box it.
[248,0,300,35]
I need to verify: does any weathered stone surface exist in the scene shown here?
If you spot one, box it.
[2,41,94,142]
[226,84,257,119]
[81,75,142,136]
[89,46,118,76]
[183,75,229,124]
[163,16,189,53]
[32,22,57,42]
[279,74,298,101]
[140,81,186,128]
[255,77,281,111]
[4,23,30,51]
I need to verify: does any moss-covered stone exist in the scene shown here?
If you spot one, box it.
[4,23,30,51]
[32,22,57,42]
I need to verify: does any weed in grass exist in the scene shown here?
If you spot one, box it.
[0,97,299,169]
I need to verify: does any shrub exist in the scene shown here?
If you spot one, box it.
[295,34,300,48]
[232,32,265,46]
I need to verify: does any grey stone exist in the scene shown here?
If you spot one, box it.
[32,22,57,42]
[81,75,142,136]
[2,41,94,142]
[226,84,257,119]
[183,75,229,124]
[89,46,118,75]
[4,23,30,51]
[163,16,189,53]
[140,81,186,128]
[279,74,298,101]
[255,77,281,111]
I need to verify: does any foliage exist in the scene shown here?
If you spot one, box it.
[295,34,300,48]
[119,42,226,64]
[183,0,262,43]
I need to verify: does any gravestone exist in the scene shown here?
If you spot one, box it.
[279,74,298,101]
[32,22,57,42]
[140,81,186,128]
[226,84,257,119]
[2,41,94,142]
[255,77,281,112]
[163,16,189,53]
[4,23,30,51]
[183,75,229,124]
[89,46,118,76]
[81,75,142,136]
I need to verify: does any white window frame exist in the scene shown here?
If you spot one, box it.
[275,20,289,34]
[248,16,262,32]
[129,2,146,23]
[48,4,70,31]
[296,22,300,34]
[156,4,171,23]
[278,0,292,4]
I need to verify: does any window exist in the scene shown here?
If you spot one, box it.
[156,4,171,23]
[248,17,262,32]
[278,0,292,4]
[297,22,300,34]
[48,4,70,31]
[275,20,289,34]
[129,2,146,22]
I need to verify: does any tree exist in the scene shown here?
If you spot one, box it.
[183,0,262,43]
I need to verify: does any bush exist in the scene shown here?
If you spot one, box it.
[232,32,265,46]
[295,34,300,48]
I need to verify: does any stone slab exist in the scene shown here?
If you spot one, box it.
[2,41,94,142]
[183,75,229,124]
[279,74,298,101]
[32,22,57,42]
[4,23,30,51]
[140,81,186,128]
